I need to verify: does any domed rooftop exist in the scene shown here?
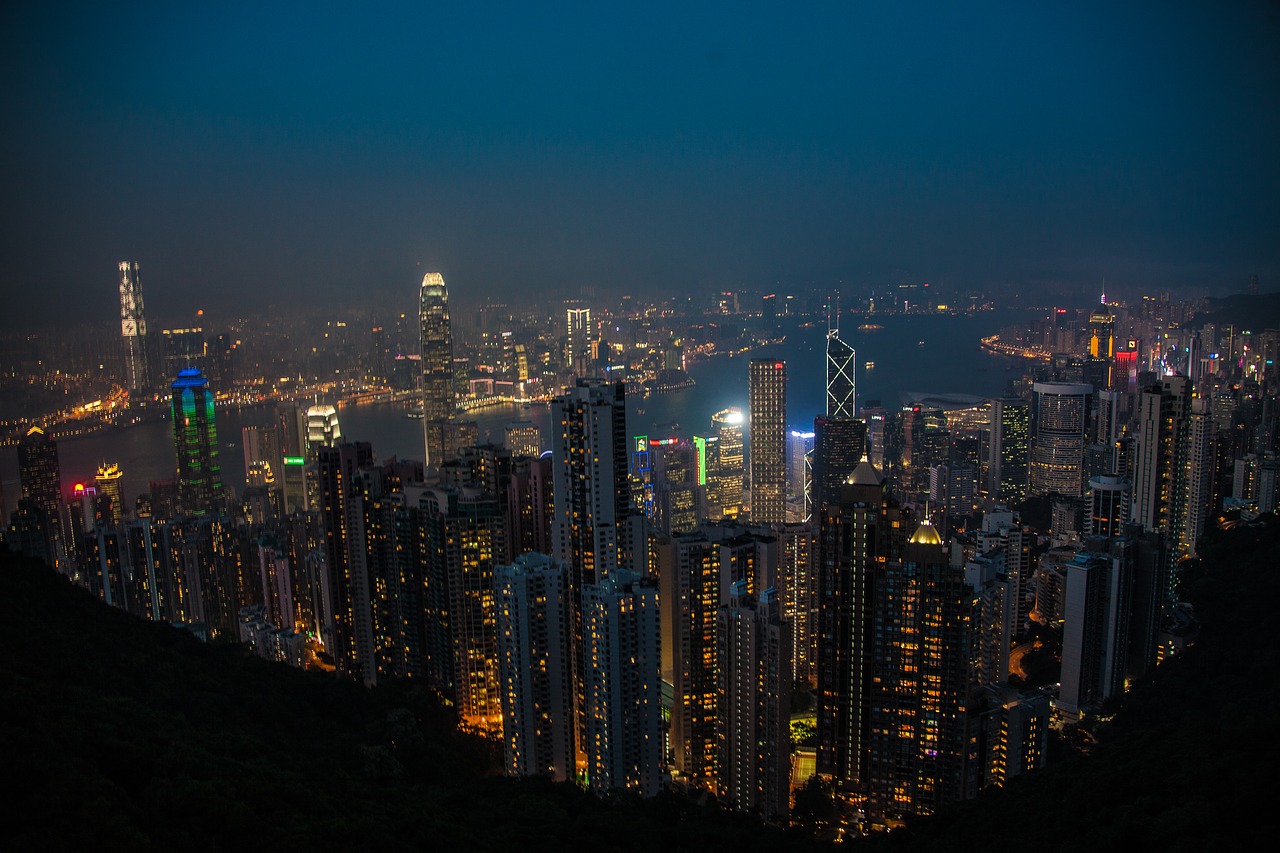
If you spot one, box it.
[908,519,944,546]
[845,454,885,486]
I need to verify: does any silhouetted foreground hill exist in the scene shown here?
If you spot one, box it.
[4,516,1276,851]
[0,548,804,852]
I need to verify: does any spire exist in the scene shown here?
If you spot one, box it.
[908,517,943,546]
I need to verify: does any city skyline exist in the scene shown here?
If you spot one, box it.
[3,2,1280,329]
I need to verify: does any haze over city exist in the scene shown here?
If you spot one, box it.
[3,1,1279,327]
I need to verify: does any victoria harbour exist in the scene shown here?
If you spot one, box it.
[1,309,1030,509]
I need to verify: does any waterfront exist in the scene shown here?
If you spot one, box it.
[0,310,1034,510]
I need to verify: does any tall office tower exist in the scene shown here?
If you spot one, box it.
[787,429,815,509]
[581,570,663,797]
[1030,382,1092,497]
[551,380,638,766]
[811,416,868,515]
[495,553,574,781]
[1083,303,1115,391]
[964,553,1014,690]
[1132,376,1191,591]
[989,397,1030,504]
[565,306,592,371]
[826,329,856,418]
[816,457,908,790]
[419,272,455,466]
[1058,550,1130,719]
[1095,390,1122,464]
[118,261,151,397]
[306,404,343,452]
[315,442,377,685]
[504,420,541,457]
[749,359,787,523]
[1183,398,1216,557]
[17,426,72,573]
[420,485,506,726]
[717,582,792,823]
[1088,475,1131,538]
[708,408,745,519]
[865,520,977,820]
[171,368,222,517]
[94,462,125,528]
[160,327,206,378]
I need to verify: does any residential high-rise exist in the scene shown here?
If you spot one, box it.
[1184,398,1216,557]
[717,582,792,823]
[1058,550,1130,719]
[495,553,575,782]
[816,456,907,789]
[1089,475,1131,538]
[826,329,856,418]
[581,570,664,797]
[1132,375,1191,596]
[315,442,377,685]
[419,272,455,466]
[550,380,643,768]
[504,421,541,457]
[1030,382,1092,497]
[749,359,786,523]
[865,520,977,820]
[118,261,151,397]
[170,368,222,517]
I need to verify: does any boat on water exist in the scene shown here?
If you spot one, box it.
[858,323,884,331]
[865,360,875,369]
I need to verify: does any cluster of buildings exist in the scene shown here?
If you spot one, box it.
[5,268,1278,834]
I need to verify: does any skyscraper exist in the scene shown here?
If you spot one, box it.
[816,456,908,789]
[717,582,792,823]
[812,416,868,515]
[94,462,125,528]
[419,272,455,466]
[990,397,1030,504]
[826,329,856,418]
[170,368,222,517]
[749,359,786,523]
[118,261,151,397]
[1132,375,1193,595]
[566,306,592,372]
[581,570,664,797]
[707,408,745,520]
[17,426,72,573]
[1030,382,1092,497]
[495,553,575,782]
[305,404,343,451]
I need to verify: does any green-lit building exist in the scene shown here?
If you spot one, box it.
[170,368,221,517]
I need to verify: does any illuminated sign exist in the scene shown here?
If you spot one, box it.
[284,456,306,466]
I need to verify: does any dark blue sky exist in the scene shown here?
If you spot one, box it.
[2,1,1278,328]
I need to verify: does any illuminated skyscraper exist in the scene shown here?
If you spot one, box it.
[118,261,151,397]
[749,359,787,523]
[170,368,222,517]
[708,408,745,520]
[1132,376,1193,597]
[504,420,541,457]
[305,404,343,452]
[812,416,867,514]
[94,462,125,528]
[419,272,455,466]
[566,306,592,371]
[717,582,792,823]
[816,456,907,788]
[990,397,1030,504]
[1030,382,1092,497]
[826,330,856,418]
[581,570,663,797]
[17,426,72,573]
[1084,303,1115,391]
[495,553,574,782]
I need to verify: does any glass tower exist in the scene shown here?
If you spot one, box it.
[419,272,454,466]
[170,368,221,516]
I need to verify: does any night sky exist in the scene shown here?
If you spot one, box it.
[2,1,1278,328]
